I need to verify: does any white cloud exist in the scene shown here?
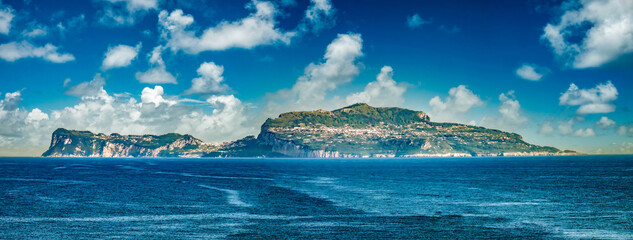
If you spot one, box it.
[65,74,106,97]
[1,91,22,111]
[159,1,296,54]
[177,95,249,138]
[107,0,158,11]
[516,64,547,81]
[498,91,527,125]
[301,0,335,33]
[539,121,555,135]
[541,0,633,68]
[22,25,48,38]
[573,128,596,137]
[97,0,158,26]
[407,14,430,29]
[0,41,75,63]
[63,78,71,87]
[429,85,483,123]
[136,45,177,84]
[346,66,407,107]
[140,85,176,107]
[559,81,618,114]
[618,124,633,136]
[26,108,48,126]
[57,14,87,36]
[101,43,141,70]
[0,4,14,34]
[595,116,615,129]
[558,119,574,135]
[185,62,229,95]
[135,66,177,84]
[557,118,596,137]
[0,85,256,156]
[265,33,363,115]
[480,91,528,131]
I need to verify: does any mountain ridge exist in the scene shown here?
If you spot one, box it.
[42,103,578,158]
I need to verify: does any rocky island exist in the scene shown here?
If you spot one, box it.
[42,103,577,158]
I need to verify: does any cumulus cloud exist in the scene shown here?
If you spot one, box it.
[141,85,176,107]
[429,85,483,123]
[177,95,249,138]
[559,81,618,114]
[541,0,633,68]
[557,118,596,137]
[516,64,548,81]
[65,74,106,97]
[185,62,229,95]
[480,91,528,131]
[0,85,255,156]
[97,0,158,26]
[101,43,141,70]
[300,0,335,33]
[0,41,75,63]
[26,108,48,123]
[158,1,295,54]
[0,4,14,34]
[107,0,158,11]
[539,121,555,135]
[135,66,176,84]
[558,119,574,135]
[346,66,407,107]
[618,124,633,136]
[573,127,596,137]
[407,14,430,29]
[265,33,363,115]
[0,91,54,156]
[595,116,615,129]
[1,91,22,111]
[135,45,177,84]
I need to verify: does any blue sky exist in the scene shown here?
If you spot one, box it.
[0,0,632,156]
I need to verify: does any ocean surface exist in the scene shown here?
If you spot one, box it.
[0,156,632,239]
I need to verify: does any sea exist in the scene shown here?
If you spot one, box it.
[0,156,632,239]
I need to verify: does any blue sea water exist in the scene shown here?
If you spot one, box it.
[0,156,632,239]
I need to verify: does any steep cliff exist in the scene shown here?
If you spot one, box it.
[42,103,576,158]
[256,103,567,157]
[42,128,207,157]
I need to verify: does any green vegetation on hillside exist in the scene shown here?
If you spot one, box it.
[263,103,430,129]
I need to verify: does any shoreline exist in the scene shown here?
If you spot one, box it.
[4,152,600,159]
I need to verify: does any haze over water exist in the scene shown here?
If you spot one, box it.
[1,156,632,239]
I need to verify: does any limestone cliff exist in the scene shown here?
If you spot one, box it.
[42,103,577,158]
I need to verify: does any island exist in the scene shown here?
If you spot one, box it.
[42,103,577,158]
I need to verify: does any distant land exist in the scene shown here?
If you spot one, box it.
[42,103,579,158]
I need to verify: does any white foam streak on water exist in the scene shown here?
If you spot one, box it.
[154,171,273,181]
[557,228,633,240]
[198,184,253,207]
[0,178,91,184]
[0,213,308,223]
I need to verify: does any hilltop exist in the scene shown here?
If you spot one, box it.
[42,103,576,158]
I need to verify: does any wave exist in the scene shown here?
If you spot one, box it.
[154,171,273,181]
[0,213,310,223]
[558,228,633,240]
[198,184,253,207]
[115,165,145,171]
[0,178,91,185]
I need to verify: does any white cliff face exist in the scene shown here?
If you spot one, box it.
[258,131,357,158]
[42,130,205,158]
